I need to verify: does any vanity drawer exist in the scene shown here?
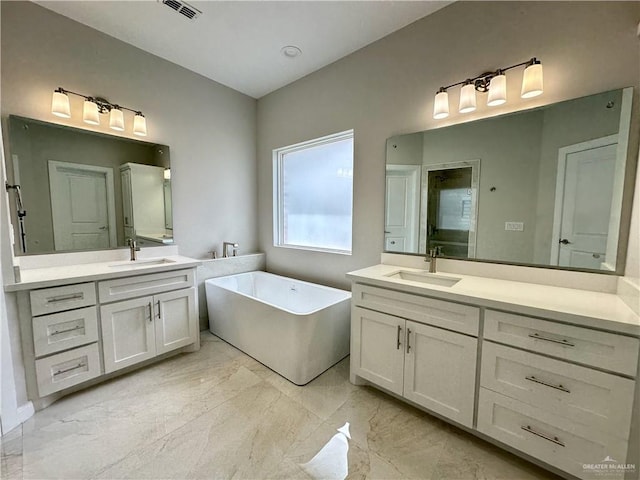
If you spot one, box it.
[30,282,96,316]
[484,310,639,376]
[98,269,195,303]
[352,284,479,335]
[32,306,99,357]
[35,343,102,397]
[477,388,628,480]
[481,342,634,439]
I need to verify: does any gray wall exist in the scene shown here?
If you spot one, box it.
[1,1,258,260]
[0,1,257,428]
[257,1,640,289]
[386,133,423,166]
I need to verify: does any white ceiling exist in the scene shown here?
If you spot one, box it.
[35,1,449,98]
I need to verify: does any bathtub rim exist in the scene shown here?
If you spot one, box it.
[204,270,351,317]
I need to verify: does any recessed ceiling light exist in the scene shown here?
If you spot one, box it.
[281,45,302,59]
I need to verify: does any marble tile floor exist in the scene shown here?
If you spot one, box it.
[1,332,562,480]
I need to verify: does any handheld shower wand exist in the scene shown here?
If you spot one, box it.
[5,183,27,253]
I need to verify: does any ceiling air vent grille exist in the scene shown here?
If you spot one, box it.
[160,0,202,21]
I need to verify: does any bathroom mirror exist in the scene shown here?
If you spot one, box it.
[4,116,172,256]
[385,87,635,273]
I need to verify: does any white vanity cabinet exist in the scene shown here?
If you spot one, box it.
[13,263,199,410]
[477,309,639,479]
[99,270,197,373]
[351,284,479,427]
[28,282,102,397]
[348,270,640,480]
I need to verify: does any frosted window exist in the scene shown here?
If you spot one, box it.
[274,131,353,253]
[438,188,471,231]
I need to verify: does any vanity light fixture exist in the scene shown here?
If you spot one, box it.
[433,57,543,119]
[50,87,147,136]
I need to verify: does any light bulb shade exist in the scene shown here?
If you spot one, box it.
[51,91,71,118]
[109,108,125,131]
[83,100,100,125]
[433,91,449,119]
[459,83,476,113]
[133,113,147,136]
[521,62,543,98]
[487,74,507,106]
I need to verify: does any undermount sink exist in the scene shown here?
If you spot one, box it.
[108,258,176,268]
[385,270,461,287]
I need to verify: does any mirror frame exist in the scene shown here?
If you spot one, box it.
[384,87,638,275]
[3,115,172,257]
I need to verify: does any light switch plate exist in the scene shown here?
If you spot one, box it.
[505,222,524,231]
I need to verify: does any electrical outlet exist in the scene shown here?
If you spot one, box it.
[505,222,524,231]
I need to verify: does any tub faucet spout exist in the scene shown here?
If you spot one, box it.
[427,248,437,273]
[223,242,239,258]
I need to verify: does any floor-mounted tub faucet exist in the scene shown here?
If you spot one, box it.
[223,242,239,258]
[427,248,438,273]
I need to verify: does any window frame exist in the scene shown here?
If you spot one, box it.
[272,129,354,255]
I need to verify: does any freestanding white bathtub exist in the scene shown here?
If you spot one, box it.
[205,271,351,385]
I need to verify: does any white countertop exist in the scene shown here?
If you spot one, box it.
[4,255,201,292]
[347,264,640,336]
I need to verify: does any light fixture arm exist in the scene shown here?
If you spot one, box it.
[437,58,539,92]
[54,87,142,115]
[52,87,147,136]
[432,57,542,120]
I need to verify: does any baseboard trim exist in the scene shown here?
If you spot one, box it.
[1,401,34,436]
[17,401,34,424]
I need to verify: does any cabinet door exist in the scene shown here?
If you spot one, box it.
[100,296,156,373]
[121,168,133,228]
[351,306,405,395]
[154,288,197,355]
[403,321,477,427]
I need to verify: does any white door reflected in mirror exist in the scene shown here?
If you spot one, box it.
[551,135,619,270]
[385,165,420,252]
[48,160,117,251]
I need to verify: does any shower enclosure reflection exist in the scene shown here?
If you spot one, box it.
[385,87,634,273]
[5,116,172,255]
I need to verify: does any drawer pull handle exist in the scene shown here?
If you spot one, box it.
[148,302,153,322]
[53,363,87,376]
[521,425,565,447]
[528,332,575,347]
[396,325,402,350]
[406,328,412,354]
[525,375,570,393]
[157,300,161,319]
[50,325,84,336]
[47,293,84,303]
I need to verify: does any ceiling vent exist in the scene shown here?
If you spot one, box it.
[160,0,202,21]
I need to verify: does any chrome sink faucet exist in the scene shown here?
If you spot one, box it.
[223,242,239,258]
[127,238,140,261]
[426,248,438,273]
